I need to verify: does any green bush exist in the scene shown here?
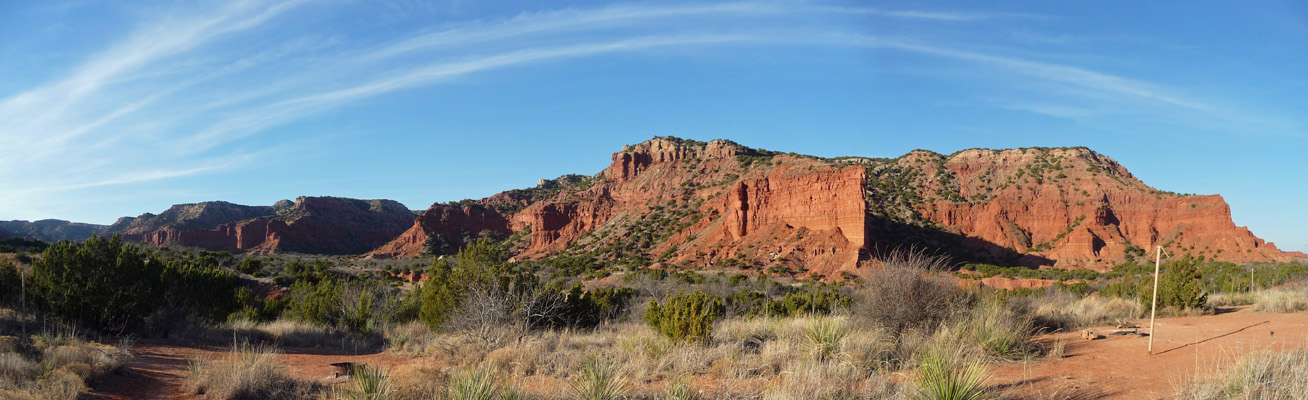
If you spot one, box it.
[419,239,540,331]
[644,291,724,343]
[30,236,165,333]
[237,258,264,275]
[0,259,19,305]
[1151,256,1207,310]
[553,285,636,328]
[155,260,243,326]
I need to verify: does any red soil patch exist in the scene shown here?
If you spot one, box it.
[82,341,410,400]
[989,306,1308,399]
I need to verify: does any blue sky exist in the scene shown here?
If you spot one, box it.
[1,1,1305,252]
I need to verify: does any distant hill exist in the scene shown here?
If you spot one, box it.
[0,219,107,242]
[112,197,414,255]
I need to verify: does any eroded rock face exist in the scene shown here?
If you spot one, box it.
[120,197,413,255]
[366,203,511,259]
[898,148,1298,268]
[107,137,1302,273]
[505,137,870,277]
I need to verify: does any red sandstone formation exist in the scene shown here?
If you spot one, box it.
[107,137,1301,274]
[119,197,413,255]
[897,148,1298,269]
[366,203,511,259]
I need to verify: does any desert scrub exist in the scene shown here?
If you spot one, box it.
[448,366,520,400]
[802,316,848,361]
[569,356,630,400]
[1017,289,1141,331]
[338,364,393,400]
[0,327,131,400]
[186,344,318,400]
[644,291,725,343]
[1177,347,1308,399]
[908,346,991,400]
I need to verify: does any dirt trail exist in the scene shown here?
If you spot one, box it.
[81,341,409,400]
[989,306,1308,399]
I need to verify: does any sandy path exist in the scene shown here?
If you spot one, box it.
[989,307,1308,399]
[81,341,410,400]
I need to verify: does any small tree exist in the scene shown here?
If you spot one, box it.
[1141,255,1207,310]
[30,235,164,333]
[644,290,724,343]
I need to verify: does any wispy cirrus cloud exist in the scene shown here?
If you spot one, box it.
[4,0,1291,224]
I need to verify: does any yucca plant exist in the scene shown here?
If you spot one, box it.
[449,366,519,400]
[909,347,991,400]
[569,356,629,400]
[802,317,849,362]
[340,364,392,400]
[663,376,702,400]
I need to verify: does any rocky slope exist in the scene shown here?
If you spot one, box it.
[98,137,1299,271]
[370,137,1300,276]
[116,197,414,255]
[0,219,107,242]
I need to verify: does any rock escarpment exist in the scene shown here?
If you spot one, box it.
[366,203,512,258]
[117,197,413,255]
[859,147,1299,269]
[104,137,1300,273]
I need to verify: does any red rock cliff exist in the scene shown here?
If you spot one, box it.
[367,203,511,259]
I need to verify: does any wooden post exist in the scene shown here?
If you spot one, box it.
[20,270,26,338]
[1251,267,1256,292]
[1148,246,1161,355]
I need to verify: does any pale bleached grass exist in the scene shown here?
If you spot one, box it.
[0,322,129,400]
[1025,291,1142,331]
[383,315,911,399]
[1176,346,1308,400]
[185,344,318,400]
[1208,288,1308,313]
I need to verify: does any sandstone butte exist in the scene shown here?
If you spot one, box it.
[365,137,1304,277]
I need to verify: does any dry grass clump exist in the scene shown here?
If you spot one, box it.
[1177,346,1308,400]
[185,344,319,400]
[219,318,383,350]
[936,301,1038,361]
[1207,288,1308,313]
[907,345,992,400]
[447,365,521,400]
[1020,290,1142,331]
[0,327,130,400]
[389,362,448,400]
[1249,289,1308,313]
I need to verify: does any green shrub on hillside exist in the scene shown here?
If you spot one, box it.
[644,290,724,343]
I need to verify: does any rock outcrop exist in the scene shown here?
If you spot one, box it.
[118,197,414,255]
[366,203,512,258]
[872,147,1300,269]
[99,137,1300,273]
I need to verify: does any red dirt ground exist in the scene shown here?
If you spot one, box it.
[989,306,1308,399]
[81,307,1308,400]
[81,341,410,400]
